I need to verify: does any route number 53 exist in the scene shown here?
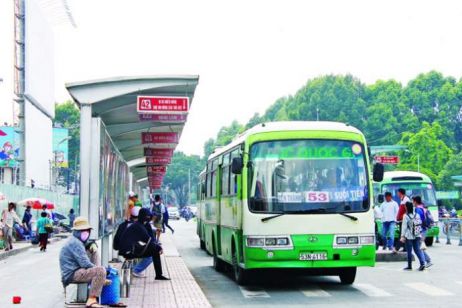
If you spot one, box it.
[305,191,330,202]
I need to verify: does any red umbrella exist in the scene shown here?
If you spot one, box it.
[31,201,54,210]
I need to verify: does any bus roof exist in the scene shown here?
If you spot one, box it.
[382,171,433,183]
[208,121,364,161]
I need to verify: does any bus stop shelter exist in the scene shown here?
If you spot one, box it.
[66,75,199,265]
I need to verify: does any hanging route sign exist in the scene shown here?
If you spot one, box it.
[374,155,399,164]
[137,96,189,114]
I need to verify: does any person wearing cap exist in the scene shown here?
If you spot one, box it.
[118,208,169,280]
[113,206,153,278]
[59,217,108,308]
[125,191,139,220]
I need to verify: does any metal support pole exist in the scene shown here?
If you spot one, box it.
[458,220,462,246]
[79,104,92,219]
[101,235,110,267]
[445,220,451,245]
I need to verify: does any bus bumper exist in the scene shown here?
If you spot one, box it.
[243,235,376,269]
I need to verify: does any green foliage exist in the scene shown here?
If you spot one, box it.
[398,122,453,179]
[191,71,462,195]
[54,101,80,180]
[437,152,462,190]
[163,152,204,207]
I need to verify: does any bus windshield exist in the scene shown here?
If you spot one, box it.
[381,182,437,206]
[248,139,369,214]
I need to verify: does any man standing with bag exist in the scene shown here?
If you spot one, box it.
[413,196,433,268]
[380,192,399,251]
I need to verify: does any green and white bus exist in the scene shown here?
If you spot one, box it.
[196,121,383,285]
[374,171,440,246]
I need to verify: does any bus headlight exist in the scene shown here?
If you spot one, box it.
[277,238,289,246]
[247,237,265,247]
[360,236,375,245]
[336,237,348,245]
[265,238,277,246]
[348,237,359,245]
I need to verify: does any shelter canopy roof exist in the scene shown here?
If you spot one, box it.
[66,75,199,185]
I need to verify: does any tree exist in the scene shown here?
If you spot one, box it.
[54,101,80,183]
[163,152,204,207]
[398,122,453,181]
[437,152,462,190]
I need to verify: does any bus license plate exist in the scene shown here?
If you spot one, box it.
[299,252,327,261]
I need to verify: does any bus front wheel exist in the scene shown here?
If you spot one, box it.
[339,267,356,285]
[232,252,249,285]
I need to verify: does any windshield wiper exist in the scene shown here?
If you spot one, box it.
[261,213,285,222]
[339,213,358,221]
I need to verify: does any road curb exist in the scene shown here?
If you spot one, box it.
[376,251,412,262]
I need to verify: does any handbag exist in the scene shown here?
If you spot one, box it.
[132,237,152,257]
[44,224,54,233]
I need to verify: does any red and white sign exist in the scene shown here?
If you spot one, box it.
[146,157,172,165]
[137,96,189,114]
[139,114,187,123]
[374,156,400,164]
[141,132,178,144]
[144,148,174,157]
[147,166,167,174]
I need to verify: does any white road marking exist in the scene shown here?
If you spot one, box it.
[405,282,454,296]
[300,286,331,297]
[354,283,392,297]
[456,281,462,285]
[239,286,271,298]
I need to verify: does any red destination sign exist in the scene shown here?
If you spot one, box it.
[144,148,174,157]
[141,132,178,144]
[137,96,189,114]
[139,114,187,122]
[147,166,167,174]
[146,157,172,165]
[374,156,400,164]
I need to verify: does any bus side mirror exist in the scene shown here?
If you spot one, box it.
[373,163,384,182]
[231,157,243,175]
[377,194,384,204]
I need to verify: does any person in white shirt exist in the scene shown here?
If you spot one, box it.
[381,192,399,251]
[1,202,22,251]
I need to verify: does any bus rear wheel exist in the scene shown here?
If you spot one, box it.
[200,239,206,250]
[339,267,356,285]
[232,252,249,285]
[424,237,434,247]
[212,238,226,272]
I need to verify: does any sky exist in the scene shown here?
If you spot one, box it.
[1,0,462,156]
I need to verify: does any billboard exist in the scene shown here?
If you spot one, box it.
[52,128,69,168]
[0,126,68,169]
[0,127,19,167]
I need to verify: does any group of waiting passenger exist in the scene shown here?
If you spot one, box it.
[374,188,434,271]
[59,193,170,308]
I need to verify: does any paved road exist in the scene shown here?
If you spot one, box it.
[0,239,66,308]
[171,219,462,308]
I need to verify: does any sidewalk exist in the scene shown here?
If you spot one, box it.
[125,232,212,308]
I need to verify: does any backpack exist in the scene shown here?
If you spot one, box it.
[424,209,435,228]
[407,213,422,237]
[113,220,130,251]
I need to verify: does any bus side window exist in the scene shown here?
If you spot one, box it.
[230,148,240,196]
[211,159,218,197]
[222,153,230,196]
